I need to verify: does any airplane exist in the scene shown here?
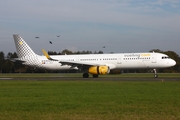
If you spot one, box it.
[12,34,176,78]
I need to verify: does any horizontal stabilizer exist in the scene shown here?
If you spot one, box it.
[9,58,25,63]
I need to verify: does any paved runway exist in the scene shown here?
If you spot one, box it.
[1,77,180,81]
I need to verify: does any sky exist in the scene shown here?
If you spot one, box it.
[1,0,180,55]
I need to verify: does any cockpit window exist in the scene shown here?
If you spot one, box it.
[162,56,170,59]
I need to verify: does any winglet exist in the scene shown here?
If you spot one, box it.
[42,49,58,61]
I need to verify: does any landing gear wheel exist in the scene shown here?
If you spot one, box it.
[154,74,158,78]
[83,73,89,78]
[92,74,99,78]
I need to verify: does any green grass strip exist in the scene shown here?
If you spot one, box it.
[0,80,180,120]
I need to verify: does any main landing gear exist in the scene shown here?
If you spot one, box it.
[83,73,89,78]
[82,73,99,78]
[153,69,158,78]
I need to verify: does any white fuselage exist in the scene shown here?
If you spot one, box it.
[23,52,176,71]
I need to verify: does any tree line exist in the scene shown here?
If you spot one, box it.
[0,49,179,73]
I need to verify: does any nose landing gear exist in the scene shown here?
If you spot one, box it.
[153,69,158,78]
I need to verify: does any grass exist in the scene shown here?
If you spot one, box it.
[0,73,180,119]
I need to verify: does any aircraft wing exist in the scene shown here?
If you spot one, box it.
[59,60,106,67]
[42,49,116,69]
[42,49,105,66]
[60,59,116,70]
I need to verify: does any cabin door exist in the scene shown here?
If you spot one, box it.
[151,54,157,63]
[117,57,122,64]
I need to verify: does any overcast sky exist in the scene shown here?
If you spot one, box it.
[1,0,180,55]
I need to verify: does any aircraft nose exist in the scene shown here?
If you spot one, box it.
[171,59,176,66]
[165,59,176,67]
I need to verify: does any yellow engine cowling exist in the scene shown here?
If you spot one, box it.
[88,66,110,75]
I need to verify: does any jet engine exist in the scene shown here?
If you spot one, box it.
[88,66,110,75]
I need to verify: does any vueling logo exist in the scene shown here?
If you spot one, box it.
[19,41,23,45]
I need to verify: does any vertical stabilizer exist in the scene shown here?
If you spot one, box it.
[13,34,41,68]
[13,34,37,58]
